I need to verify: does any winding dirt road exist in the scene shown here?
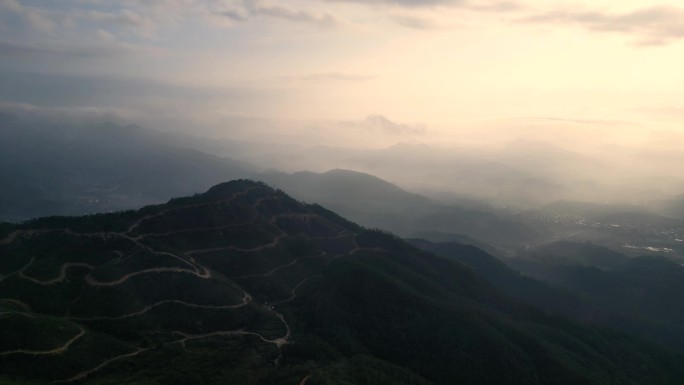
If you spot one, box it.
[53,347,149,384]
[1,299,32,312]
[0,186,388,383]
[273,275,321,306]
[125,188,256,235]
[0,311,34,319]
[0,257,35,284]
[186,233,287,255]
[20,263,94,286]
[234,252,325,279]
[0,229,59,246]
[137,215,259,238]
[0,326,85,356]
[171,327,289,350]
[85,266,211,287]
[71,294,252,321]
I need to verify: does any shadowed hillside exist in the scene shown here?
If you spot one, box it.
[509,241,684,349]
[1,181,684,384]
[264,169,545,249]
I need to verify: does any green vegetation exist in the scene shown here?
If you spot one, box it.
[510,250,684,350]
[3,180,684,384]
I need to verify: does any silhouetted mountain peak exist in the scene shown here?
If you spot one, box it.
[203,179,267,200]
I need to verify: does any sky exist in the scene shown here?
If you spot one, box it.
[2,0,684,147]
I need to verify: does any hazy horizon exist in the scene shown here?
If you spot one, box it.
[4,0,684,207]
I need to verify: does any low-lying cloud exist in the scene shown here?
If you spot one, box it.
[364,114,427,135]
[520,5,684,46]
[301,72,373,82]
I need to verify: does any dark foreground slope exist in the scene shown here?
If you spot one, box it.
[1,181,683,385]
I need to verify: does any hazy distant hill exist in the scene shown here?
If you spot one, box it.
[2,181,683,384]
[538,201,652,220]
[264,169,545,248]
[408,239,607,322]
[409,231,502,256]
[416,239,684,352]
[349,142,571,206]
[520,241,628,270]
[0,116,253,221]
[650,195,684,219]
[264,168,432,212]
[510,242,684,349]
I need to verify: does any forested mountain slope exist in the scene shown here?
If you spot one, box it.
[1,181,683,384]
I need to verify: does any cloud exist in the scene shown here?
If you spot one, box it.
[0,0,522,40]
[216,9,248,22]
[0,71,264,108]
[518,117,634,126]
[319,0,464,6]
[0,0,160,37]
[635,105,684,117]
[364,114,426,135]
[318,0,522,10]
[0,0,60,32]
[335,115,427,139]
[0,100,132,125]
[97,29,117,42]
[466,1,521,13]
[0,40,126,58]
[519,5,684,45]
[216,1,337,27]
[0,41,66,57]
[390,15,437,30]
[0,71,287,133]
[253,5,336,27]
[82,9,149,28]
[301,72,373,82]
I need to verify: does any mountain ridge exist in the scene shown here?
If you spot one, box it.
[2,180,684,384]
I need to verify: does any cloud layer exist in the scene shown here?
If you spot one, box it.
[521,5,684,45]
[2,0,684,139]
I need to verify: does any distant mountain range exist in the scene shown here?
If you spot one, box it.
[263,169,545,250]
[5,116,684,262]
[3,181,684,384]
[0,117,254,221]
[0,116,544,250]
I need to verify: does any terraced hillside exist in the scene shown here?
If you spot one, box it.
[1,180,684,384]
